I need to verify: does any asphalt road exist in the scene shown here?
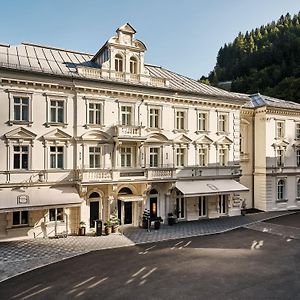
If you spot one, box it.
[0,225,299,300]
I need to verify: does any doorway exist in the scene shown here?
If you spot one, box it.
[118,187,133,225]
[149,189,158,219]
[89,192,101,228]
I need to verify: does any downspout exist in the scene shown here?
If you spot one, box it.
[252,111,255,209]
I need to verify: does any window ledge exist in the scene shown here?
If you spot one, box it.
[276,199,288,203]
[7,121,33,126]
[216,131,229,136]
[45,122,68,128]
[146,128,163,132]
[195,130,210,134]
[173,129,189,134]
[85,124,105,129]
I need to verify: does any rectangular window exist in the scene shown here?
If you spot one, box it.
[176,111,185,130]
[297,150,300,167]
[176,148,185,167]
[296,123,300,139]
[50,100,64,123]
[14,97,29,121]
[50,146,64,169]
[219,148,227,166]
[198,112,208,131]
[121,106,132,126]
[49,208,64,222]
[12,211,29,226]
[149,147,159,167]
[88,103,102,125]
[218,195,227,214]
[120,147,132,168]
[198,148,208,167]
[89,147,101,168]
[276,121,284,139]
[149,108,160,129]
[199,196,207,217]
[13,145,29,170]
[218,114,227,133]
[277,149,284,167]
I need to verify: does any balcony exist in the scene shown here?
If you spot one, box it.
[75,169,112,183]
[113,125,143,139]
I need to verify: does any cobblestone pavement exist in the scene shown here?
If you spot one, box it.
[0,210,296,282]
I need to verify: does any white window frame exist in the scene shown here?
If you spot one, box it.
[13,145,29,170]
[198,147,208,167]
[175,109,187,131]
[149,147,160,167]
[45,94,68,127]
[175,147,186,167]
[148,107,161,129]
[276,148,284,167]
[197,111,209,132]
[277,179,286,201]
[119,104,134,126]
[89,146,102,169]
[296,122,300,140]
[129,56,138,74]
[120,146,134,168]
[7,90,33,126]
[49,145,64,169]
[276,121,285,139]
[217,113,229,134]
[84,97,105,128]
[12,211,29,226]
[48,208,64,222]
[115,54,124,72]
[218,147,228,166]
[199,196,207,217]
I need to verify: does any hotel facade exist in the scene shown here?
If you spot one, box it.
[2,23,297,239]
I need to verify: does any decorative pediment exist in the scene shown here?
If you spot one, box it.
[272,140,289,148]
[117,23,136,34]
[41,129,72,141]
[4,127,37,140]
[215,136,233,145]
[146,133,169,143]
[81,130,111,142]
[194,135,213,145]
[173,134,192,144]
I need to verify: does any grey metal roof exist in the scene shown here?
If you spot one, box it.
[0,42,245,100]
[247,93,300,110]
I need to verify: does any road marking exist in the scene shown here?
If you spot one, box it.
[73,277,95,288]
[88,277,108,289]
[139,245,156,255]
[141,267,157,279]
[179,240,192,249]
[132,267,146,277]
[139,279,146,286]
[171,241,183,249]
[21,286,52,300]
[12,284,42,298]
[75,291,85,298]
[251,240,264,250]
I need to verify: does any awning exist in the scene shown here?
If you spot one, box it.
[0,186,83,213]
[118,195,144,202]
[175,179,249,197]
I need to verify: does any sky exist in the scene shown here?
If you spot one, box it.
[0,1,299,79]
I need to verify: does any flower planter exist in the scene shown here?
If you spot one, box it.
[104,226,112,235]
[78,227,86,236]
[154,220,161,230]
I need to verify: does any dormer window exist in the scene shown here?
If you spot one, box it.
[115,54,123,72]
[130,57,138,74]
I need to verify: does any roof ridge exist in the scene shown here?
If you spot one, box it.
[21,42,94,56]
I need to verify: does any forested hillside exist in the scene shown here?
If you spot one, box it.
[202,12,300,101]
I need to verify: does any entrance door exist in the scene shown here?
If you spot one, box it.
[199,196,207,217]
[218,195,227,215]
[124,201,132,224]
[150,197,158,219]
[90,201,99,227]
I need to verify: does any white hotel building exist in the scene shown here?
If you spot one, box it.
[0,23,255,239]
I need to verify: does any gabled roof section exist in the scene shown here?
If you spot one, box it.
[215,136,233,145]
[4,127,37,140]
[145,133,170,143]
[173,134,192,144]
[194,135,213,144]
[272,140,289,148]
[81,130,111,141]
[41,129,72,141]
[116,23,136,34]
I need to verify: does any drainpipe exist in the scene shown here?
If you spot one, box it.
[137,98,144,126]
[252,113,255,209]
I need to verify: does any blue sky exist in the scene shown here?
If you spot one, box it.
[0,1,299,79]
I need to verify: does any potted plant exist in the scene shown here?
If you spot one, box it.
[104,220,112,235]
[168,213,176,226]
[78,221,86,236]
[154,217,163,230]
[110,209,119,233]
[241,200,247,216]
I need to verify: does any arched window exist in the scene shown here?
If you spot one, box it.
[115,54,123,72]
[119,187,133,195]
[129,57,138,74]
[277,179,285,200]
[297,179,300,199]
[149,189,158,195]
[89,192,100,199]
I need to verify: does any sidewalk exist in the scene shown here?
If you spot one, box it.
[0,210,296,283]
